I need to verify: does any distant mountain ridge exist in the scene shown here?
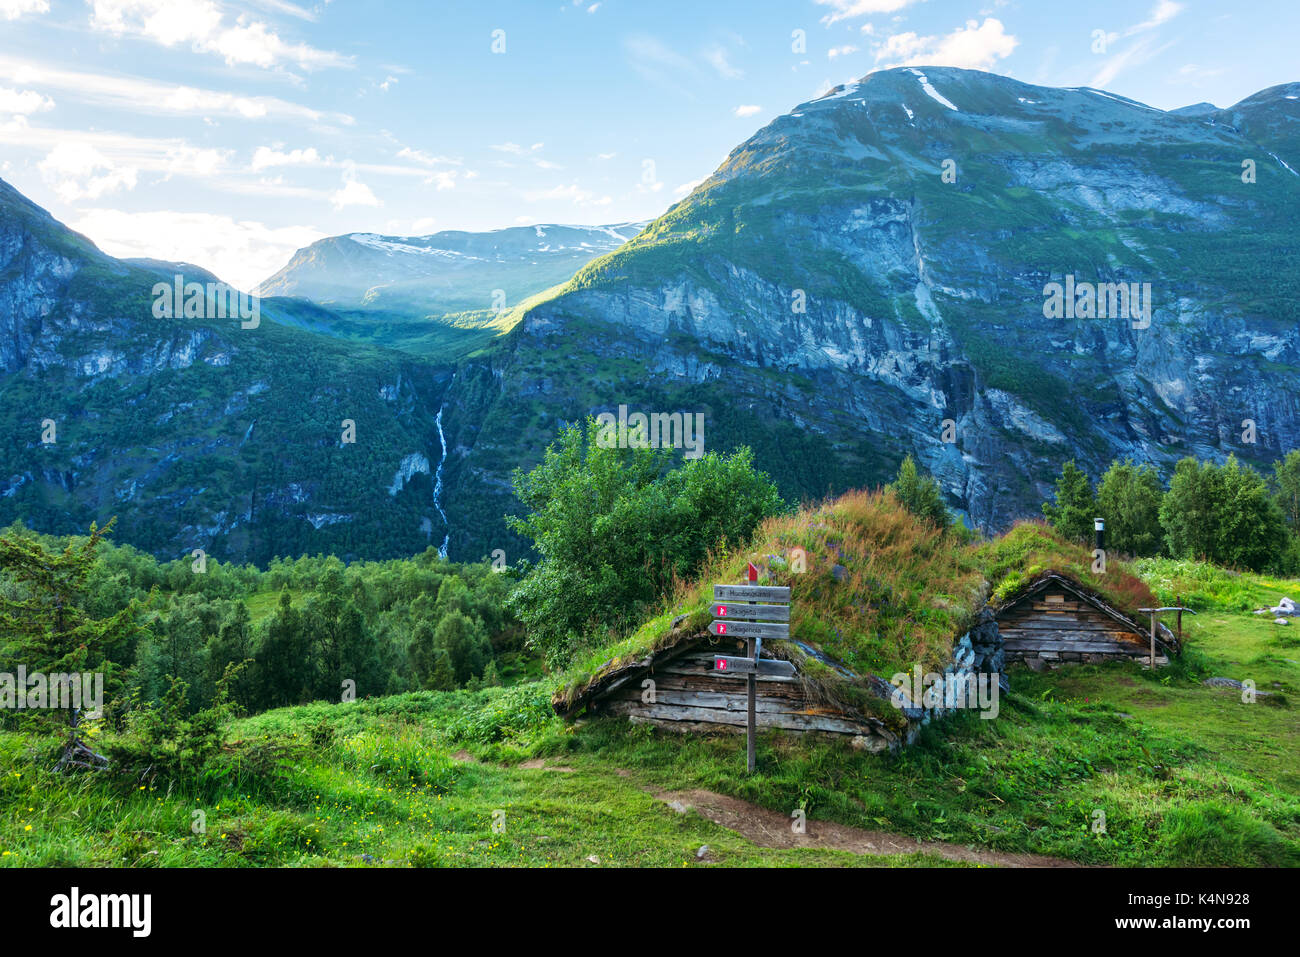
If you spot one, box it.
[255,221,648,315]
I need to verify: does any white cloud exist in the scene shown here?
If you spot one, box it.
[88,0,350,71]
[705,46,743,79]
[8,125,238,186]
[396,146,458,167]
[39,142,138,202]
[1126,0,1183,36]
[0,0,47,19]
[673,178,703,197]
[69,207,324,291]
[0,56,350,124]
[330,171,380,210]
[1087,2,1184,89]
[828,45,858,59]
[0,85,53,117]
[250,145,322,170]
[733,104,762,117]
[874,18,1018,71]
[814,0,918,26]
[1089,34,1175,89]
[249,0,317,21]
[162,143,228,178]
[587,2,600,11]
[624,35,698,96]
[491,141,542,155]
[526,183,612,206]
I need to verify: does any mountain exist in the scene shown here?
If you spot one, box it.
[0,176,459,564]
[432,68,1300,546]
[255,222,647,314]
[3,68,1299,565]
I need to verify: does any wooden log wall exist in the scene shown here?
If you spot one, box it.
[997,587,1168,665]
[590,647,895,748]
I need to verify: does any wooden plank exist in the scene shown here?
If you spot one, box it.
[713,585,791,602]
[1004,640,1142,654]
[629,688,815,713]
[999,619,1136,634]
[710,602,790,621]
[711,655,798,678]
[655,663,795,683]
[1001,627,1141,641]
[604,700,878,735]
[999,631,1136,643]
[708,620,789,639]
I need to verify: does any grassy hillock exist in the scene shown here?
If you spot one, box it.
[560,489,986,692]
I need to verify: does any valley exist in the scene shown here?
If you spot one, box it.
[5,68,1299,567]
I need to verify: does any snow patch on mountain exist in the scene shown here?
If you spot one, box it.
[907,69,958,111]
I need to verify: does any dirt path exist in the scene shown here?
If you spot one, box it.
[654,789,1085,868]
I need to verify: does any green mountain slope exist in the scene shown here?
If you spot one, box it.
[439,69,1300,549]
[0,178,461,564]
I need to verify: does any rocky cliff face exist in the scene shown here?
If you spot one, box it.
[0,178,456,563]
[456,68,1300,532]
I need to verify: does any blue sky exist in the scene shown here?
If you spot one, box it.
[1,0,1296,290]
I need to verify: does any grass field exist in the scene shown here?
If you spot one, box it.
[2,573,1295,867]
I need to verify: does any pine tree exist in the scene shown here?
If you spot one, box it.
[0,523,138,709]
[0,522,140,766]
[888,455,952,529]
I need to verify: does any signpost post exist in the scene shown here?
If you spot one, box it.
[708,568,793,774]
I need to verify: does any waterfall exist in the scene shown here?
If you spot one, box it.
[432,378,452,559]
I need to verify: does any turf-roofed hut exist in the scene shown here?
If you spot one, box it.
[978,523,1180,669]
[552,490,1005,752]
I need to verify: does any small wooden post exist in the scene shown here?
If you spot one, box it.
[746,636,756,774]
[1176,594,1183,645]
[1149,611,1157,670]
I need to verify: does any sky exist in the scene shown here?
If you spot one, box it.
[0,0,1296,291]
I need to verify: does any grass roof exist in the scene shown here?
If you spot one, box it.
[554,499,1178,731]
[975,520,1158,620]
[554,489,991,731]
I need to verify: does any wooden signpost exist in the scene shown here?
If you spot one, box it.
[708,563,794,773]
